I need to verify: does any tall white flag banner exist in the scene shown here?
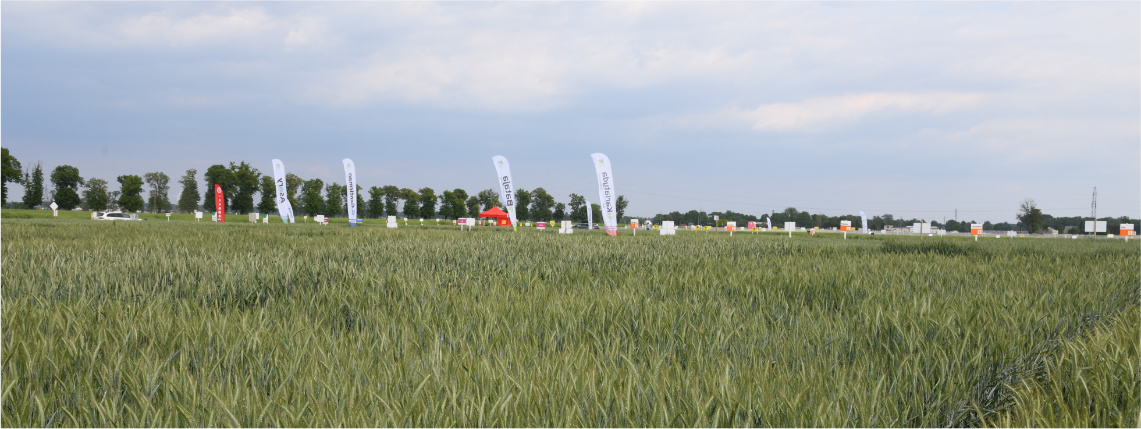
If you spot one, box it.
[860,211,868,233]
[590,153,618,237]
[271,159,295,224]
[766,216,772,230]
[343,158,358,226]
[491,156,518,227]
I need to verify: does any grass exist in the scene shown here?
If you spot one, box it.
[2,213,1137,426]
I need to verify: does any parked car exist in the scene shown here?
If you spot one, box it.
[95,211,141,221]
[573,223,596,229]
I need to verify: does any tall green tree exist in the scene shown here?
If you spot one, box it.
[202,164,235,212]
[324,182,344,217]
[450,188,469,218]
[553,203,566,221]
[1,148,21,204]
[257,175,276,214]
[530,188,555,221]
[366,186,385,218]
[21,162,44,209]
[476,189,501,211]
[568,193,587,222]
[117,175,145,212]
[383,185,400,217]
[143,171,171,212]
[401,188,420,218]
[176,168,199,213]
[82,178,110,211]
[229,161,261,214]
[465,196,480,218]
[1018,198,1044,233]
[514,189,532,222]
[301,179,324,216]
[51,165,83,210]
[285,173,303,209]
[418,187,437,219]
[591,203,602,225]
[616,195,629,221]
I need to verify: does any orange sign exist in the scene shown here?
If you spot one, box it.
[970,223,983,236]
[840,220,852,231]
[1121,224,1134,236]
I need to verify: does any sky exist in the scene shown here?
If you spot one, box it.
[3,1,1138,223]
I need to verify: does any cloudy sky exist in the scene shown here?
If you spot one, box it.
[3,2,1138,222]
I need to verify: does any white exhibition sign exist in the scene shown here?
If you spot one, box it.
[491,155,519,228]
[343,159,358,226]
[1084,220,1107,233]
[590,153,618,236]
[387,215,398,228]
[271,159,295,224]
[785,222,796,238]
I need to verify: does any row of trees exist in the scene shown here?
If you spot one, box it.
[0,152,631,223]
[651,203,1139,235]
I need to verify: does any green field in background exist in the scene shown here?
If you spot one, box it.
[2,216,1137,426]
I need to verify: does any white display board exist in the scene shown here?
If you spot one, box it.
[559,220,573,234]
[784,222,795,230]
[387,215,398,228]
[912,223,932,234]
[660,221,676,235]
[314,215,326,225]
[1084,220,1107,233]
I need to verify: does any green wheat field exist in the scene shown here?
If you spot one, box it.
[2,215,1138,427]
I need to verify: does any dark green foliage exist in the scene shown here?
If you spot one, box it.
[476,189,500,211]
[324,182,344,217]
[82,178,110,211]
[143,172,171,212]
[176,169,199,213]
[229,162,261,214]
[382,185,400,217]
[418,187,436,219]
[301,179,324,217]
[202,164,234,212]
[49,165,83,210]
[568,193,586,222]
[116,175,144,212]
[401,188,420,219]
[1,148,21,204]
[366,186,385,219]
[257,175,276,214]
[465,196,479,218]
[514,188,531,222]
[529,188,555,221]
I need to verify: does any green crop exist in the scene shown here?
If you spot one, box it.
[2,217,1137,427]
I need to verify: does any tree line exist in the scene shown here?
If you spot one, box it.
[0,151,630,223]
[650,204,1138,235]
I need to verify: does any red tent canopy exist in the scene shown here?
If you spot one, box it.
[478,206,512,226]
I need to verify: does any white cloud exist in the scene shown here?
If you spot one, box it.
[737,92,986,131]
[116,8,273,47]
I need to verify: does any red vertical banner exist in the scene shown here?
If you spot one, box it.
[214,183,226,222]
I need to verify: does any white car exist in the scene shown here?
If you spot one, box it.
[94,211,141,221]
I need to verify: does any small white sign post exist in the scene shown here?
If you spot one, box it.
[50,201,58,217]
[536,221,546,231]
[195,211,203,222]
[840,220,852,239]
[785,222,796,238]
[166,212,171,221]
[630,218,638,236]
[971,223,983,241]
[388,216,398,229]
